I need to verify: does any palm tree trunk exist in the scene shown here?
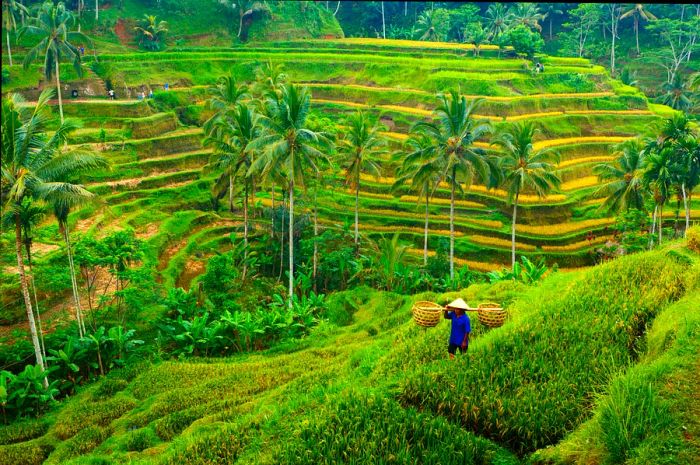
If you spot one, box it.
[658,203,663,244]
[279,190,285,281]
[424,192,429,267]
[14,215,47,386]
[354,174,360,252]
[511,193,519,268]
[381,1,386,39]
[449,167,455,281]
[95,0,98,21]
[238,10,243,38]
[682,183,690,235]
[610,9,616,76]
[55,59,64,124]
[243,181,248,280]
[634,16,640,55]
[334,1,341,16]
[6,30,12,66]
[229,173,234,212]
[649,205,657,249]
[549,17,553,40]
[29,263,47,362]
[271,184,275,236]
[288,178,294,310]
[313,181,318,292]
[62,221,85,337]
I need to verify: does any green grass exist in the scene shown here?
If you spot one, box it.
[2,245,698,464]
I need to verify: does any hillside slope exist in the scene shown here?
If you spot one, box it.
[1,243,698,464]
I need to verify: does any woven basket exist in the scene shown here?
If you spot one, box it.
[477,302,507,328]
[412,301,444,328]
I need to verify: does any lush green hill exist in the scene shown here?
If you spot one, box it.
[1,240,699,464]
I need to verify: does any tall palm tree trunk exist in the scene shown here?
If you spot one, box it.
[271,184,275,235]
[95,0,98,20]
[423,191,429,267]
[511,192,519,267]
[14,215,47,386]
[682,183,690,235]
[649,205,657,249]
[55,59,64,124]
[449,167,456,281]
[26,246,48,362]
[354,173,360,252]
[658,203,663,243]
[288,164,295,310]
[228,173,234,212]
[381,1,386,39]
[6,30,12,66]
[237,10,243,38]
[243,181,248,280]
[279,190,285,281]
[634,16,640,55]
[313,182,318,292]
[62,221,85,337]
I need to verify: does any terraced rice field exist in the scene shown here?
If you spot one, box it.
[14,39,677,285]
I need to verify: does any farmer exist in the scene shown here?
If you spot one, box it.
[444,298,471,359]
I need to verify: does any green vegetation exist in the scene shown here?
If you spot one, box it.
[1,3,700,465]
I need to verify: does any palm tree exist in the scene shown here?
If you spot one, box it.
[491,122,560,267]
[20,1,89,124]
[643,147,680,245]
[675,136,700,234]
[2,90,106,381]
[620,4,657,56]
[249,84,330,308]
[3,0,28,66]
[376,233,409,290]
[415,9,447,42]
[133,14,168,51]
[511,3,544,32]
[485,3,512,40]
[204,73,249,132]
[659,75,693,111]
[253,59,287,101]
[204,103,261,276]
[593,139,647,213]
[340,111,385,252]
[542,3,563,40]
[1,199,48,360]
[412,90,491,280]
[393,135,443,266]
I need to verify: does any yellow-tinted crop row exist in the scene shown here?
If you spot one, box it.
[540,235,613,252]
[534,136,631,150]
[469,235,538,251]
[405,248,505,272]
[561,176,599,191]
[358,173,568,203]
[558,156,613,168]
[516,217,614,235]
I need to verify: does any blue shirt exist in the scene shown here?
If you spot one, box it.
[448,312,471,346]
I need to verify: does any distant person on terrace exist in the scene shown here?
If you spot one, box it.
[444,298,471,359]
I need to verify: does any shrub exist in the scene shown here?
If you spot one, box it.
[280,392,518,465]
[0,437,54,465]
[124,427,158,452]
[0,418,49,445]
[687,225,700,253]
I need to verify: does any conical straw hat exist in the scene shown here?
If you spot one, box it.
[446,298,469,310]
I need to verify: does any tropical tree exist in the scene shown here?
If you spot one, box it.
[412,90,491,280]
[204,103,261,276]
[133,14,168,51]
[393,134,443,266]
[218,0,268,39]
[485,3,512,40]
[340,111,385,251]
[376,233,409,290]
[491,122,560,267]
[415,8,450,42]
[253,59,287,101]
[542,3,563,40]
[464,22,488,57]
[675,135,700,234]
[510,2,544,32]
[204,73,250,144]
[594,139,647,213]
[659,75,694,111]
[2,0,28,66]
[20,1,90,123]
[620,4,657,56]
[2,90,106,382]
[643,147,680,244]
[249,84,330,308]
